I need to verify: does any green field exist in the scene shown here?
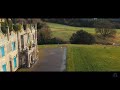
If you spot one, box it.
[38,44,120,71]
[47,22,95,42]
[47,22,120,42]
[67,44,120,71]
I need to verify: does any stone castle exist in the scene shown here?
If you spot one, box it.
[0,19,38,72]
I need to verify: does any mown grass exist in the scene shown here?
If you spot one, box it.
[67,44,120,71]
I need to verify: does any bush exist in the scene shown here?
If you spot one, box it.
[95,35,114,45]
[70,30,95,44]
[48,37,66,44]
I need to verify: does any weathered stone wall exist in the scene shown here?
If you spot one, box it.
[18,25,38,68]
[0,31,19,71]
[0,23,38,71]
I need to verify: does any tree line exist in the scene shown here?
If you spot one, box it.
[44,18,120,29]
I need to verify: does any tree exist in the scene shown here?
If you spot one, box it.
[37,21,47,29]
[27,18,40,24]
[37,28,51,44]
[70,30,95,44]
[1,25,8,34]
[44,18,97,27]
[94,19,116,38]
[48,37,65,44]
[6,19,14,32]
[11,18,26,24]
[1,19,9,34]
[37,21,52,44]
[13,24,22,32]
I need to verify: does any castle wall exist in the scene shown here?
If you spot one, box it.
[0,31,19,71]
[0,23,38,71]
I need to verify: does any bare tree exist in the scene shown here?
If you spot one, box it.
[94,19,116,38]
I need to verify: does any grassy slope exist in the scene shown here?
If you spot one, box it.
[38,44,120,71]
[47,22,120,42]
[47,22,95,42]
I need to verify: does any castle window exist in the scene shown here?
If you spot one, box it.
[0,46,5,57]
[14,56,17,68]
[12,42,16,51]
[2,64,7,71]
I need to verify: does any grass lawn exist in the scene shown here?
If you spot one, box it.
[67,44,120,71]
[38,44,120,71]
[47,22,120,42]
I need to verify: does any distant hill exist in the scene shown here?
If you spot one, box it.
[43,18,120,29]
[47,22,120,43]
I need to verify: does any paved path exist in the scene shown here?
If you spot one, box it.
[29,47,67,71]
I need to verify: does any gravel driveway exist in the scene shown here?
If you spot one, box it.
[29,47,67,71]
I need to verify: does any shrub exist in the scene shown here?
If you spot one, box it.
[48,37,66,44]
[95,35,114,45]
[70,30,95,44]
